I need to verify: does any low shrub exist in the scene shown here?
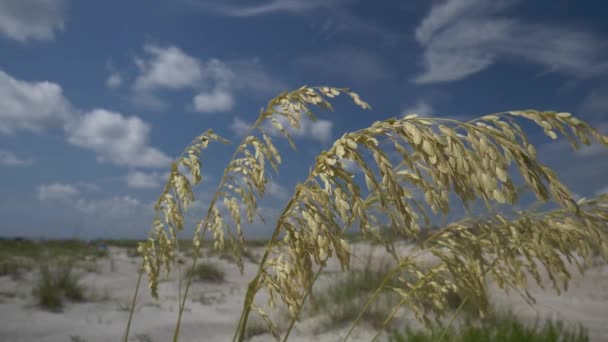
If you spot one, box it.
[389,310,589,342]
[32,262,85,311]
[184,262,225,283]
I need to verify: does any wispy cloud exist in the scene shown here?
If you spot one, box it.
[38,183,79,201]
[313,7,401,45]
[0,0,67,42]
[267,179,289,200]
[295,46,393,85]
[402,100,435,117]
[580,88,608,120]
[124,171,167,189]
[75,195,149,220]
[189,0,346,17]
[106,72,123,88]
[105,60,124,89]
[0,149,32,166]
[230,114,334,143]
[414,0,608,84]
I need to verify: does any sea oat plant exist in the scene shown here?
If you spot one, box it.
[124,86,608,342]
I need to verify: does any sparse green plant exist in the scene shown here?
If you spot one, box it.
[124,86,608,342]
[0,258,31,280]
[184,262,225,283]
[33,262,85,311]
[126,248,139,258]
[193,290,226,305]
[134,333,154,342]
[78,260,99,273]
[117,300,133,312]
[244,316,273,340]
[389,310,589,342]
[306,253,397,331]
[110,257,117,272]
[88,287,111,302]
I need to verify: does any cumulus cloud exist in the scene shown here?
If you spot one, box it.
[130,45,283,112]
[193,88,235,113]
[0,149,32,166]
[65,109,172,168]
[414,0,608,84]
[0,0,67,42]
[230,114,333,143]
[0,69,75,135]
[38,183,79,201]
[134,44,203,91]
[0,69,170,169]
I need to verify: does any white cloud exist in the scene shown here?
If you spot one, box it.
[75,195,151,220]
[0,0,67,42]
[129,44,284,111]
[596,186,608,196]
[0,149,32,166]
[193,88,235,113]
[230,114,334,143]
[229,117,251,136]
[125,171,167,189]
[267,179,289,200]
[106,72,123,88]
[134,44,203,91]
[314,8,401,45]
[228,59,285,95]
[191,0,344,17]
[38,183,79,201]
[0,69,75,135]
[65,109,172,168]
[414,0,608,84]
[340,159,358,173]
[402,101,435,117]
[307,120,333,143]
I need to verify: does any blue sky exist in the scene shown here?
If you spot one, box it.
[0,0,607,239]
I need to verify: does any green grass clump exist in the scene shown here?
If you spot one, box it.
[185,262,225,283]
[389,311,589,342]
[244,316,273,340]
[32,263,85,311]
[0,258,32,280]
[309,257,397,330]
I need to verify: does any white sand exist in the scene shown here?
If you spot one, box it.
[0,244,606,342]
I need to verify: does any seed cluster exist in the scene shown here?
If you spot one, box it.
[137,85,608,341]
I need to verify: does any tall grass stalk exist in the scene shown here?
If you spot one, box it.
[130,86,608,341]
